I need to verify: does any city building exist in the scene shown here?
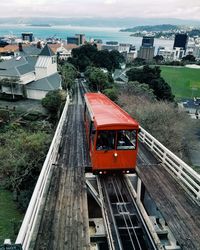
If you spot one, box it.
[127,51,137,62]
[92,39,103,50]
[67,37,79,45]
[0,45,20,59]
[157,47,174,61]
[173,33,188,51]
[157,46,186,61]
[0,38,9,47]
[93,39,103,44]
[142,36,154,47]
[22,32,34,42]
[67,34,86,46]
[118,43,131,53]
[138,36,155,61]
[106,41,118,45]
[75,34,86,45]
[0,44,61,100]
[173,47,185,60]
[193,44,200,60]
[101,41,119,51]
[138,47,155,61]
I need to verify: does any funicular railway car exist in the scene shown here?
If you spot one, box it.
[84,92,139,174]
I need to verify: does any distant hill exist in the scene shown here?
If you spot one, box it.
[120,24,179,32]
[0,17,200,28]
[188,29,200,37]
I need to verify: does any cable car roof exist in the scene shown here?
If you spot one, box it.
[85,92,139,129]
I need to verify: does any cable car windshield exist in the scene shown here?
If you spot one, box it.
[96,131,115,150]
[96,130,137,151]
[117,130,136,150]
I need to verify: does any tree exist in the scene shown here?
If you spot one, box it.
[103,87,118,101]
[93,50,113,71]
[118,93,195,161]
[149,78,174,101]
[126,66,174,101]
[122,81,156,101]
[85,67,111,91]
[0,128,52,210]
[69,44,98,71]
[153,55,164,64]
[60,63,78,90]
[109,50,125,70]
[182,55,196,62]
[42,90,66,118]
[68,44,125,72]
[131,58,146,66]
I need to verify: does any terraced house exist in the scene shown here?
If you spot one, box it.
[0,44,61,100]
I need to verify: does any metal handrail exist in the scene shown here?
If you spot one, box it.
[139,127,200,201]
[15,95,70,249]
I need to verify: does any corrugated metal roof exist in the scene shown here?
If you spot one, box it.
[26,73,61,91]
[0,56,37,76]
[0,56,27,70]
[85,93,139,128]
[19,45,42,56]
[35,56,51,68]
[39,44,55,57]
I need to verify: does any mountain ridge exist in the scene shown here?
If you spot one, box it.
[0,17,200,28]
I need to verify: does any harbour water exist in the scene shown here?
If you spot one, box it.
[0,24,174,51]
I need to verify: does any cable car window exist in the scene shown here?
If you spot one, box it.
[117,130,136,150]
[96,131,115,150]
[91,122,96,145]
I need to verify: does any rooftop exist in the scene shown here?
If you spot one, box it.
[26,73,61,91]
[85,93,139,128]
[39,44,55,57]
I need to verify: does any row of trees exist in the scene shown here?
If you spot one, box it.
[68,44,125,72]
[118,82,196,162]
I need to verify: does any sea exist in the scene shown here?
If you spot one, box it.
[0,24,174,52]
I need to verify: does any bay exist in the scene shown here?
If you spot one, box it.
[0,24,174,52]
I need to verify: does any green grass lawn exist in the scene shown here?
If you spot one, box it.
[0,187,23,244]
[160,66,200,99]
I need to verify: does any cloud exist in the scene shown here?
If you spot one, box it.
[104,0,117,4]
[0,0,200,20]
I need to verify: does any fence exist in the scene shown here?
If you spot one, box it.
[15,95,70,249]
[139,127,200,201]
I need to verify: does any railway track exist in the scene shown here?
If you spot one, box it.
[98,175,156,250]
[34,81,160,250]
[33,82,90,250]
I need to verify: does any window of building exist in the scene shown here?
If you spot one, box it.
[52,56,56,64]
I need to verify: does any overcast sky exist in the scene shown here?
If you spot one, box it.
[1,0,200,20]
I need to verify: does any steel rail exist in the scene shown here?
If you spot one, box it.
[96,176,116,250]
[112,177,142,250]
[101,177,124,250]
[123,176,158,250]
[111,177,137,250]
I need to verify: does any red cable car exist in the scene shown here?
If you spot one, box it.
[84,93,139,174]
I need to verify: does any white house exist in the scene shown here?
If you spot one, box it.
[0,44,61,100]
[48,44,78,61]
